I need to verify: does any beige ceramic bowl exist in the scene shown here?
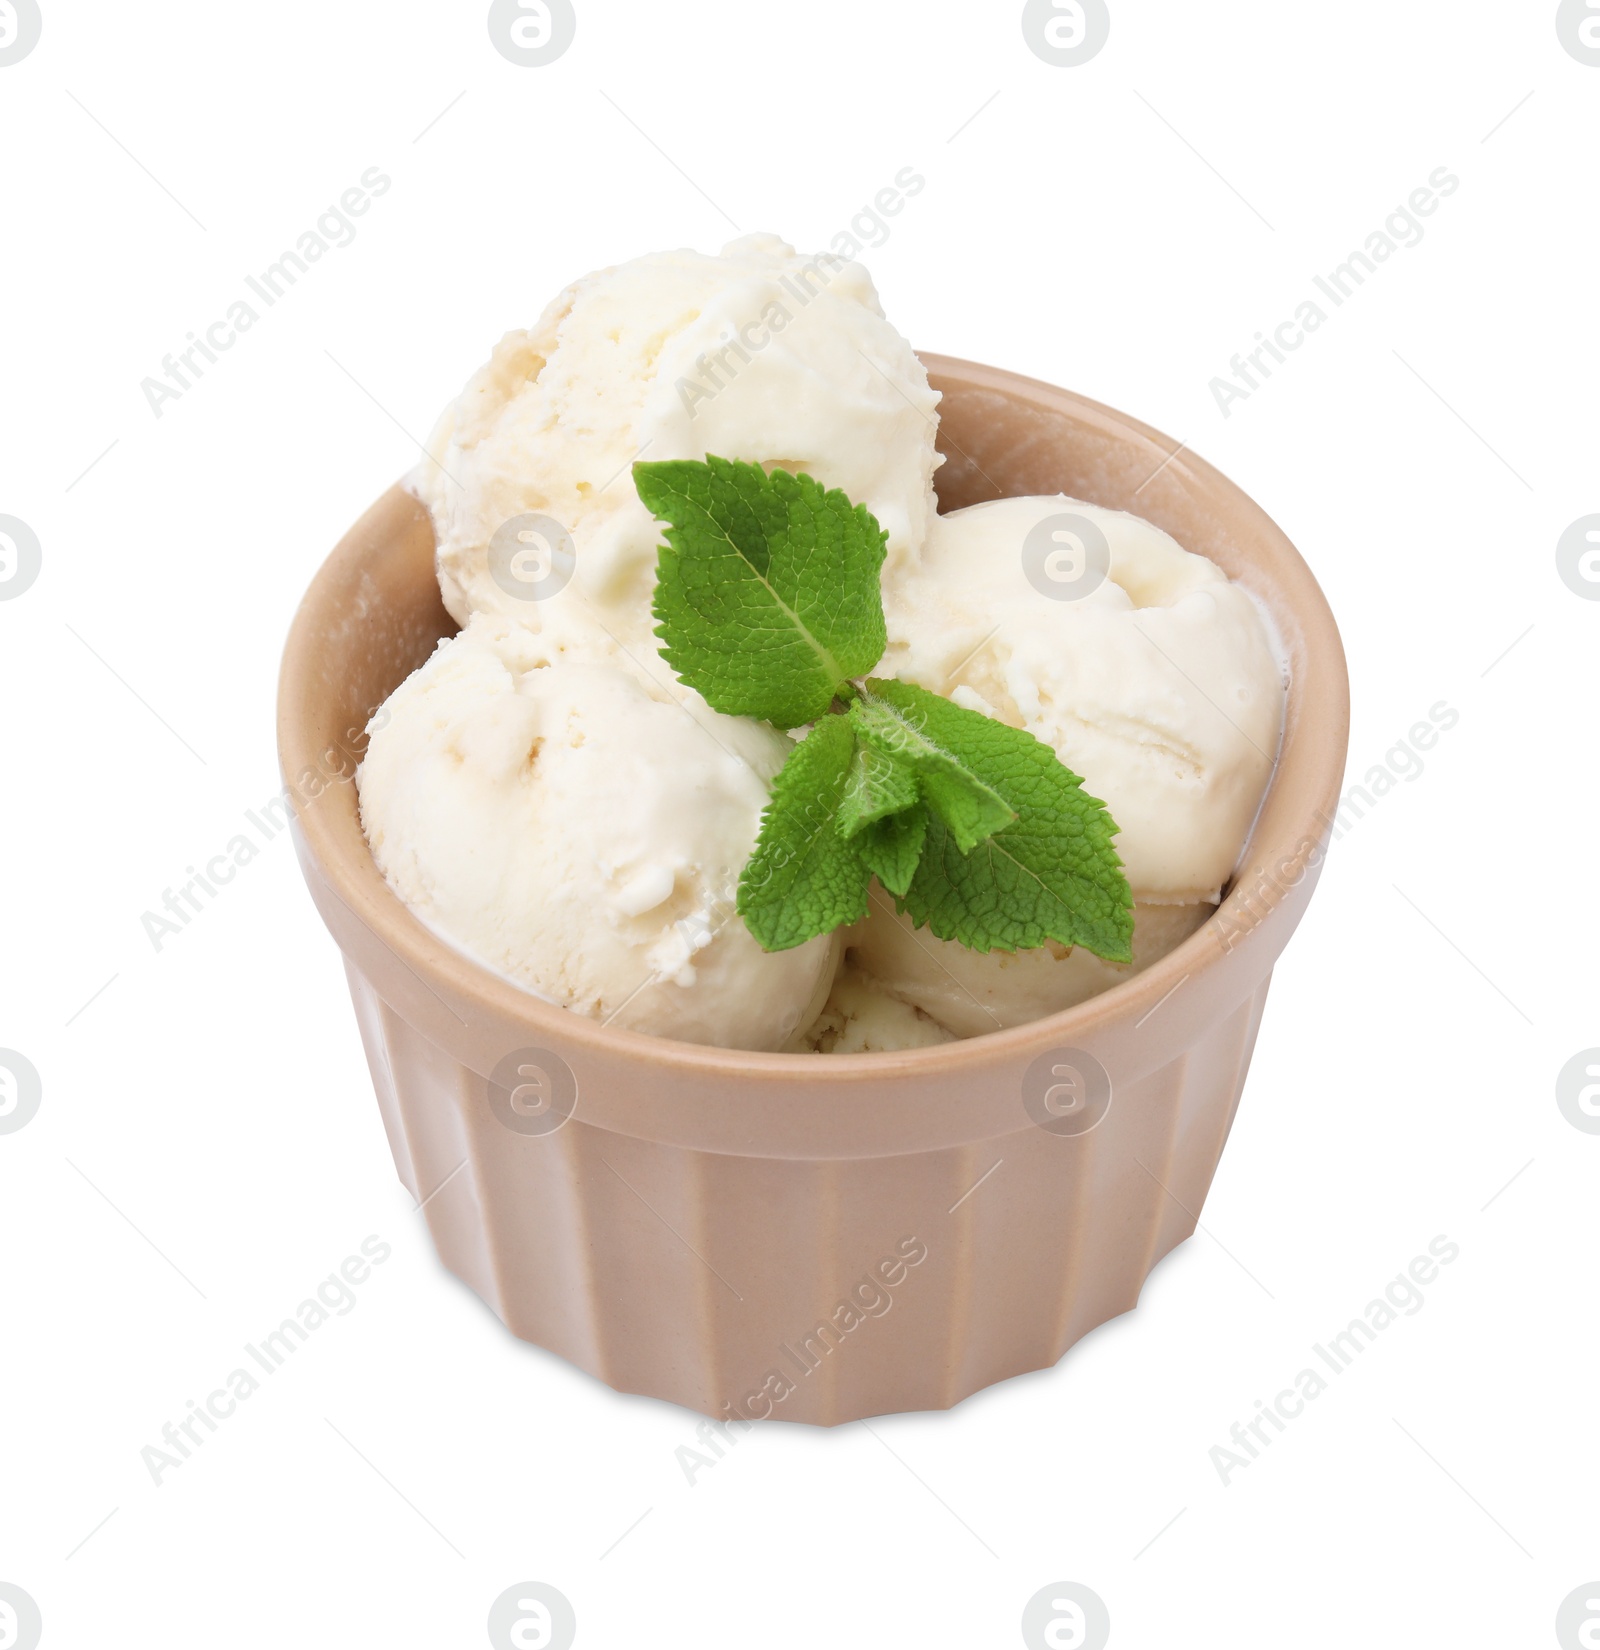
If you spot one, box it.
[278,356,1348,1426]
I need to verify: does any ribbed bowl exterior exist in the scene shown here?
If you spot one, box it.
[278,356,1348,1425]
[342,956,1269,1425]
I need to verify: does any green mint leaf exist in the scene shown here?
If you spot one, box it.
[637,455,888,728]
[856,805,928,898]
[838,738,920,838]
[862,679,1134,962]
[850,688,1017,852]
[737,715,870,952]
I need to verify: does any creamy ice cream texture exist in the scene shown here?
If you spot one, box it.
[846,899,1213,1041]
[854,494,1284,1033]
[358,613,837,1052]
[412,233,941,688]
[363,237,1287,1051]
[790,966,957,1055]
[882,495,1283,903]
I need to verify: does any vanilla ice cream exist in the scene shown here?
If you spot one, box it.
[378,240,1288,1055]
[846,899,1212,1040]
[880,495,1285,902]
[791,964,958,1055]
[835,494,1285,1040]
[412,235,941,688]
[357,613,837,1051]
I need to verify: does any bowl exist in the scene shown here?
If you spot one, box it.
[277,354,1348,1425]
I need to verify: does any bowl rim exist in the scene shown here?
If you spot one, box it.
[278,352,1349,1084]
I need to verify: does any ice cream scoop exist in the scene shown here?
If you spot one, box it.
[880,494,1285,903]
[846,899,1212,1040]
[411,234,941,689]
[790,964,958,1054]
[829,494,1286,1039]
[356,613,838,1051]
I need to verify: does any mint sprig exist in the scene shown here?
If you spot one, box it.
[637,456,887,729]
[850,688,1016,853]
[838,738,920,838]
[859,679,1133,961]
[856,806,927,899]
[735,713,871,953]
[635,456,1134,962]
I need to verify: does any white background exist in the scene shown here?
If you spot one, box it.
[2,2,1597,1646]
